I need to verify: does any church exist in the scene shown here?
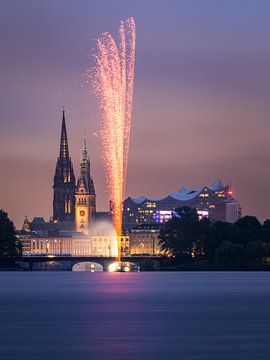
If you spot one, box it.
[53,110,96,235]
[23,110,111,236]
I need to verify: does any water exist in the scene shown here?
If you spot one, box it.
[1,272,270,360]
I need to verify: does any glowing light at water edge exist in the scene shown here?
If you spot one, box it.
[91,18,136,261]
[108,261,140,272]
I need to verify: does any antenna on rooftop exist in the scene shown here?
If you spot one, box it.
[228,179,233,197]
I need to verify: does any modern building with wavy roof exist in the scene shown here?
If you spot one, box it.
[123,180,241,230]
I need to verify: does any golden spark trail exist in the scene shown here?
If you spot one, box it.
[92,18,136,261]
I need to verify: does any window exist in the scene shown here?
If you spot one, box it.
[68,200,71,214]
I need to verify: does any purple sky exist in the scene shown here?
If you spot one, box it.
[1,0,270,227]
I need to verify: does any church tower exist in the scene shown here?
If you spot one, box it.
[75,133,96,234]
[53,110,76,222]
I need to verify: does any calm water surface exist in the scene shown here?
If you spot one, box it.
[1,272,270,360]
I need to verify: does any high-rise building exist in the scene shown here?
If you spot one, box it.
[209,200,242,223]
[75,133,96,234]
[53,110,76,222]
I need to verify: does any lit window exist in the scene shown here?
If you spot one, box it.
[199,193,209,197]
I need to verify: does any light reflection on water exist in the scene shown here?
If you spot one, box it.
[1,272,270,360]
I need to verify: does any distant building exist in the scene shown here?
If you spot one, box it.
[123,180,241,229]
[22,216,31,232]
[129,223,163,256]
[27,110,101,234]
[22,110,242,248]
[53,110,76,223]
[209,200,242,223]
[18,232,129,257]
[75,134,96,234]
[28,216,75,235]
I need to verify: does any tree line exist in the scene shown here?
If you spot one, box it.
[159,206,270,270]
[0,210,22,268]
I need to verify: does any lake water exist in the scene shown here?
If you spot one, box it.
[1,272,270,360]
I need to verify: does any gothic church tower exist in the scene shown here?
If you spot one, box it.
[75,133,96,234]
[53,111,76,222]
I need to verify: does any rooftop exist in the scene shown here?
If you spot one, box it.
[128,180,227,204]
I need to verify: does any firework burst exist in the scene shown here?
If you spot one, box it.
[91,18,136,260]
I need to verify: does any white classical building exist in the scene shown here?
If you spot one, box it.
[19,234,129,257]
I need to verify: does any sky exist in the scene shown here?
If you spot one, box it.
[1,0,270,227]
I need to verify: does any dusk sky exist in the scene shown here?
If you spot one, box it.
[1,0,270,227]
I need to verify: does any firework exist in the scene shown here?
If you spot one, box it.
[92,18,136,260]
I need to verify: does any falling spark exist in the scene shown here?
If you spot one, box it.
[91,18,136,260]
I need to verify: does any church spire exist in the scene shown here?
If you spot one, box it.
[80,129,89,174]
[53,109,76,222]
[84,128,87,148]
[59,109,69,160]
[78,131,95,195]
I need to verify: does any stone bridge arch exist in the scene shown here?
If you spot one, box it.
[72,262,104,272]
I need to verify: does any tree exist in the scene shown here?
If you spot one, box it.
[159,206,208,261]
[230,216,261,245]
[204,221,232,259]
[245,241,263,267]
[262,242,270,257]
[214,241,245,269]
[261,219,270,243]
[0,210,22,261]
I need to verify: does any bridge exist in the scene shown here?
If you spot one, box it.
[17,255,164,271]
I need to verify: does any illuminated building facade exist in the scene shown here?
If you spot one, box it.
[123,180,241,229]
[19,233,129,257]
[75,135,96,234]
[53,110,76,222]
[129,223,163,256]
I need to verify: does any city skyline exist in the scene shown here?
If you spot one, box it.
[1,0,270,227]
[2,3,270,360]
